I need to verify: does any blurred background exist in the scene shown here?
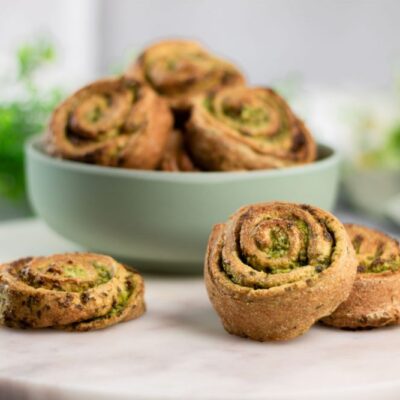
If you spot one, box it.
[1,0,399,226]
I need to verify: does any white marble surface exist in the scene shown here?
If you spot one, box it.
[1,218,400,400]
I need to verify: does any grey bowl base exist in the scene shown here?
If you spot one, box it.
[91,250,203,275]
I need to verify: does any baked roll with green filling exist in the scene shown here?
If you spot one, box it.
[126,39,245,111]
[186,86,317,171]
[0,253,145,331]
[322,224,400,329]
[205,202,357,341]
[46,77,173,169]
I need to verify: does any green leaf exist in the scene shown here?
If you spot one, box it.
[0,38,63,200]
[17,38,56,81]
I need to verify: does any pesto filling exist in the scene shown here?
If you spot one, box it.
[353,238,400,273]
[203,96,213,113]
[295,219,310,265]
[63,265,89,279]
[240,218,312,273]
[217,95,291,142]
[166,58,177,71]
[79,277,134,324]
[66,84,138,147]
[109,286,131,317]
[265,228,290,258]
[19,262,113,292]
[223,104,269,126]
[87,108,99,122]
[93,263,113,285]
[226,217,334,289]
[358,258,400,273]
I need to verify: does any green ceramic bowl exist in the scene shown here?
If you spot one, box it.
[26,137,341,273]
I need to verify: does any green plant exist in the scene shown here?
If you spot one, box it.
[361,124,400,169]
[0,39,62,200]
[346,76,400,170]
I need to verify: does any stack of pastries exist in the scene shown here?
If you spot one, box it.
[45,39,317,172]
[205,202,400,341]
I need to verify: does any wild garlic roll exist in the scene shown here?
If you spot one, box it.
[322,224,400,329]
[0,253,145,331]
[159,130,198,172]
[186,87,317,171]
[47,77,173,169]
[126,39,245,110]
[205,202,357,341]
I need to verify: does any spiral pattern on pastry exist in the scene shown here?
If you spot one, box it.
[0,253,145,331]
[186,86,317,171]
[126,39,245,110]
[46,77,173,169]
[205,202,357,341]
[159,130,198,172]
[322,224,400,329]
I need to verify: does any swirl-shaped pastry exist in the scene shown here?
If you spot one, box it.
[159,130,198,172]
[0,253,145,331]
[46,77,173,169]
[322,224,400,329]
[205,202,357,341]
[186,86,317,171]
[126,39,245,110]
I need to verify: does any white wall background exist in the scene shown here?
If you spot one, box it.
[98,0,400,89]
[0,0,100,90]
[1,0,399,89]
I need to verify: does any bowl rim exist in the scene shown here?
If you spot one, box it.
[26,136,341,183]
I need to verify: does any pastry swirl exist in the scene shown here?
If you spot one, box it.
[0,253,145,331]
[205,202,357,341]
[127,39,245,110]
[47,77,173,169]
[322,224,400,329]
[186,86,317,171]
[159,130,197,172]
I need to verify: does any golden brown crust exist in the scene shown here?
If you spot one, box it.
[321,224,400,329]
[204,202,357,341]
[186,87,317,171]
[0,253,145,331]
[159,130,198,172]
[126,39,245,110]
[46,77,173,169]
